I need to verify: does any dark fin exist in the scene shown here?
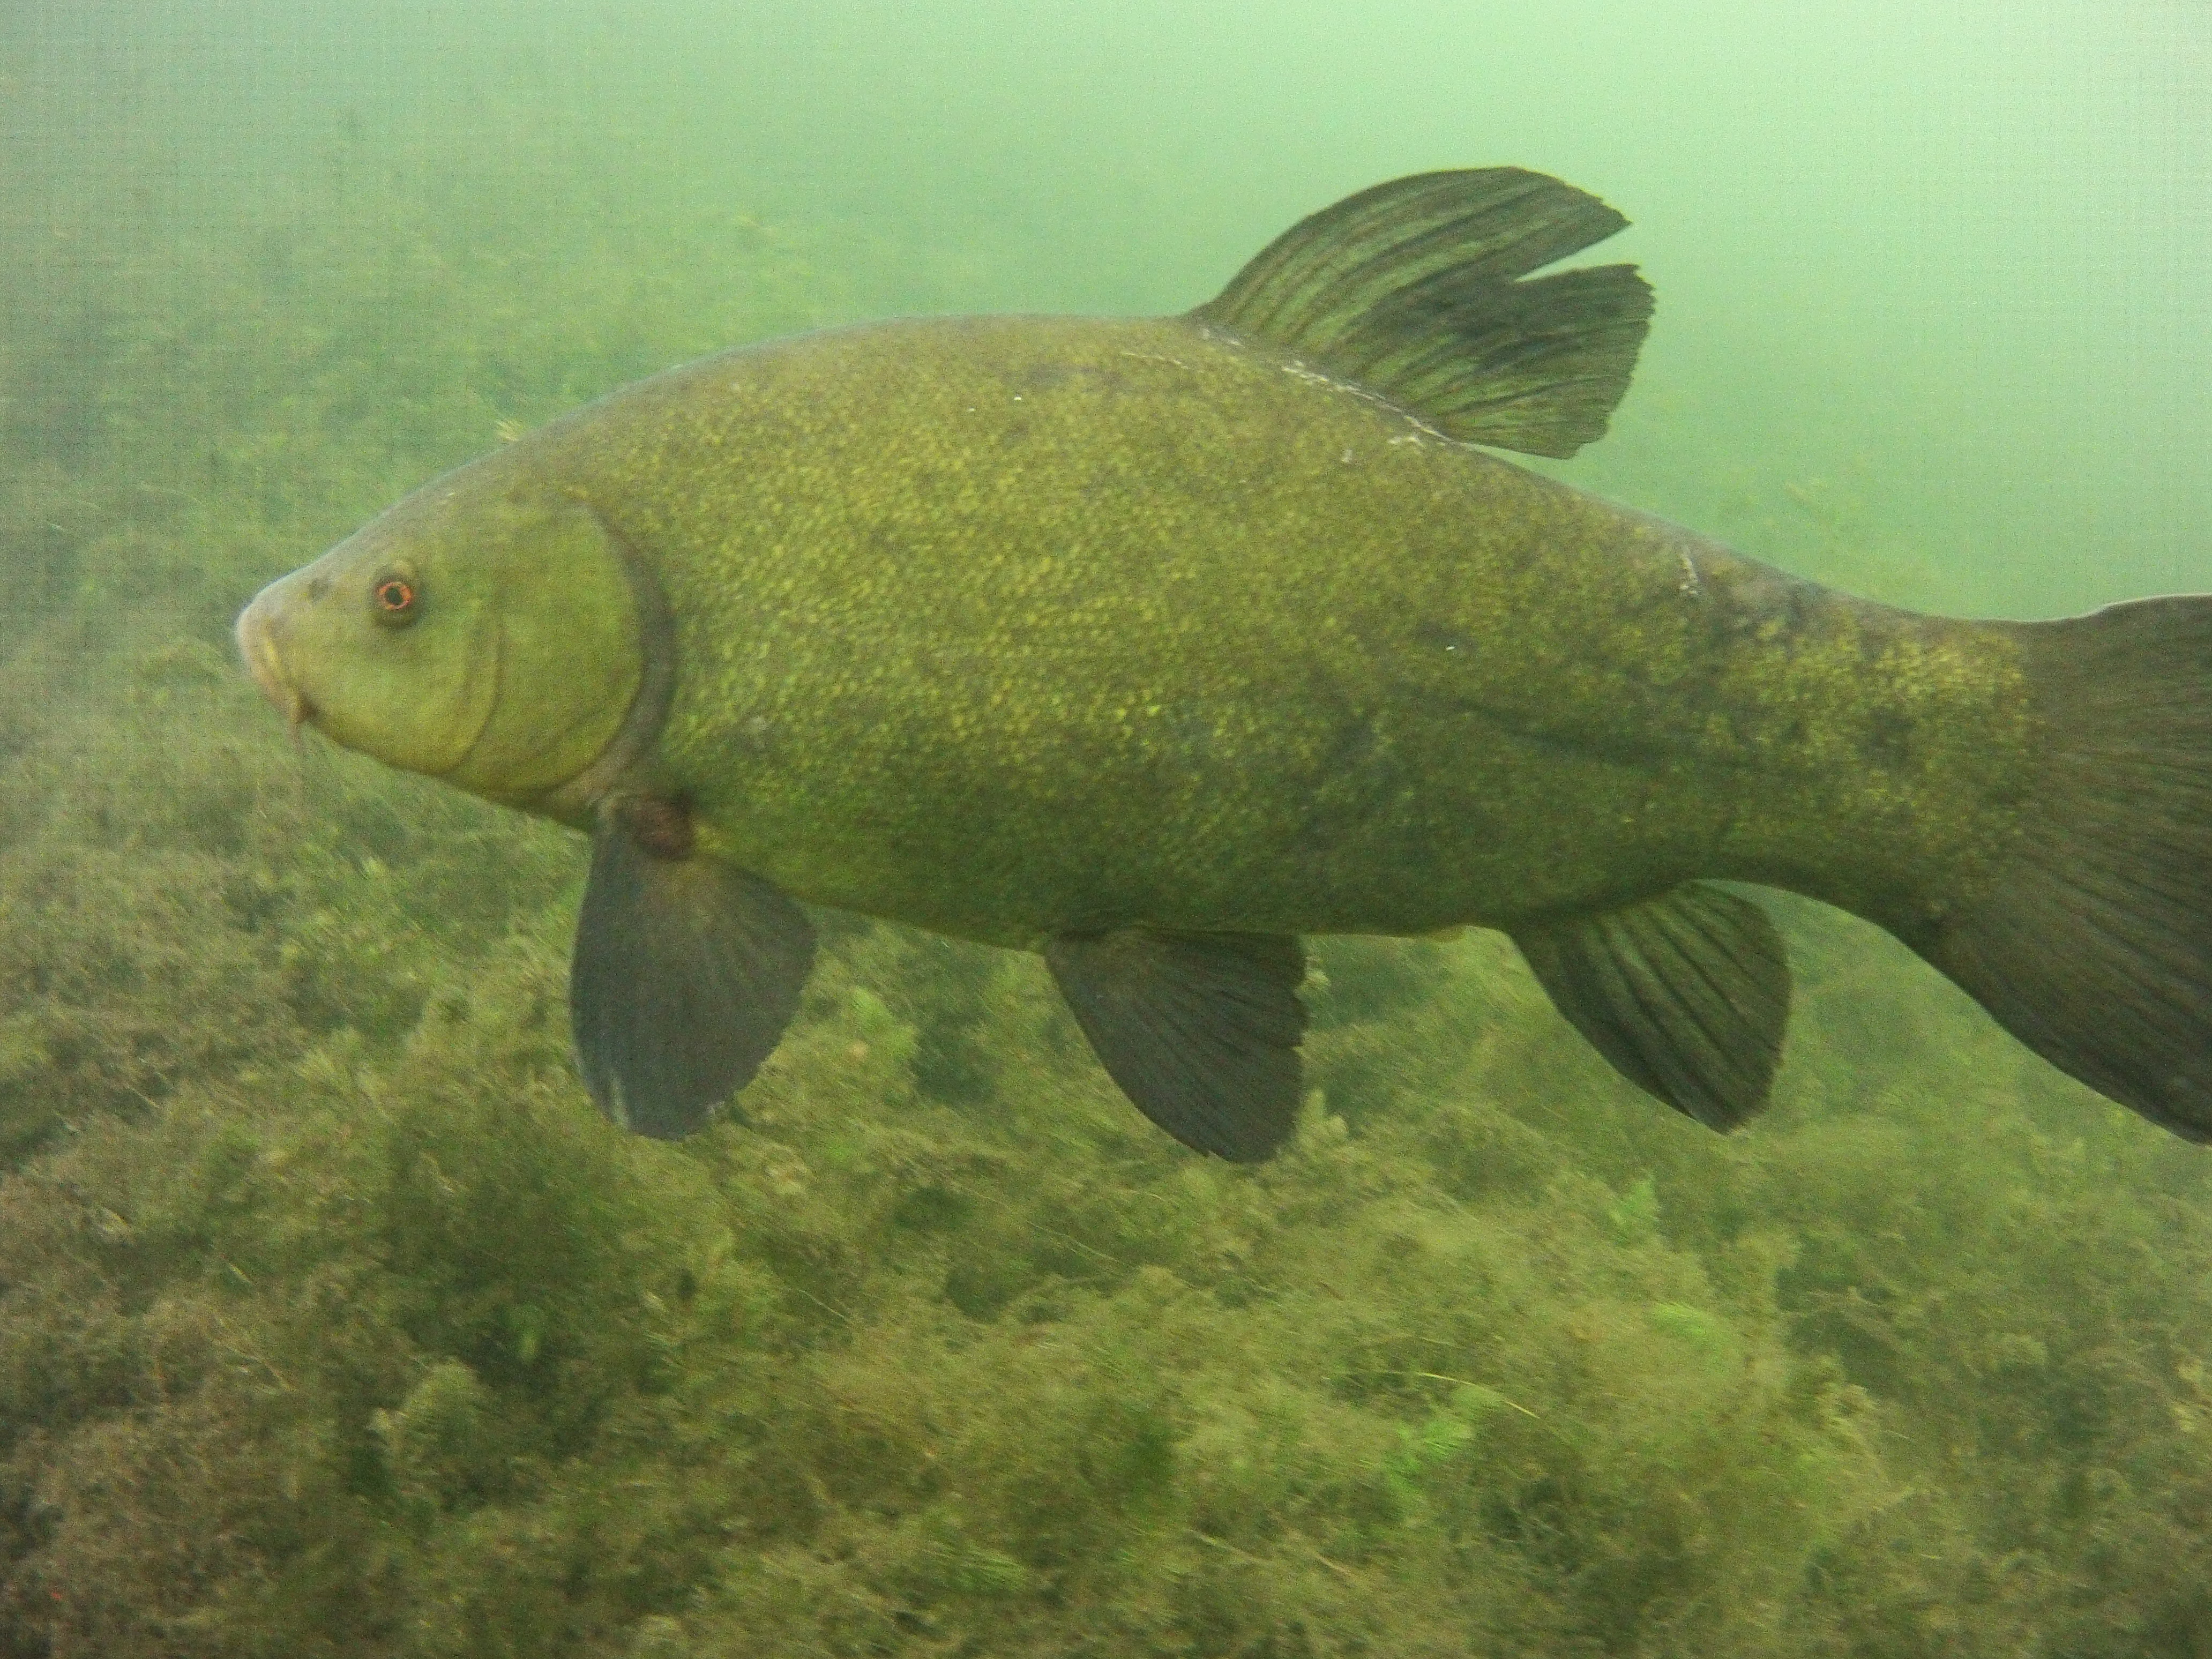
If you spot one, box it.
[569,800,815,1140]
[1513,884,1790,1131]
[1192,168,1653,458]
[1916,597,2212,1141]
[1044,929,1308,1162]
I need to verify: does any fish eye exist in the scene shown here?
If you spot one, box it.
[370,570,421,627]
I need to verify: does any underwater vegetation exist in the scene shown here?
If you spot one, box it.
[8,100,2212,1659]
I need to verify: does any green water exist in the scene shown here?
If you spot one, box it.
[3,2,2210,1653]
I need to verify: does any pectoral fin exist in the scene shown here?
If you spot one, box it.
[1512,884,1789,1131]
[570,799,815,1140]
[1045,929,1309,1162]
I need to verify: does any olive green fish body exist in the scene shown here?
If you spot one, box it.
[547,314,2027,949]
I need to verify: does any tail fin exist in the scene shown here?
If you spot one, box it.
[1918,596,2212,1139]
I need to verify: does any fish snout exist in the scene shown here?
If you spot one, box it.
[236,586,314,731]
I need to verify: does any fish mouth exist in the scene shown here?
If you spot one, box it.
[235,597,315,734]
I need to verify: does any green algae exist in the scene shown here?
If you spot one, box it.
[5,84,2212,1659]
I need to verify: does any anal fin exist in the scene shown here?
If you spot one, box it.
[570,800,815,1140]
[1044,929,1308,1162]
[1512,884,1790,1131]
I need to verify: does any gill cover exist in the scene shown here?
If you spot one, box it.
[238,478,646,808]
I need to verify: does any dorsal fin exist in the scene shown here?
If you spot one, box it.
[1192,168,1653,459]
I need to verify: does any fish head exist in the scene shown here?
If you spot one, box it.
[235,461,648,810]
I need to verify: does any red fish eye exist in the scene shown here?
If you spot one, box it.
[372,575,418,624]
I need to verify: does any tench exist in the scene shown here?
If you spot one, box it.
[235,169,2212,1158]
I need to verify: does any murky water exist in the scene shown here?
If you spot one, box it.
[2,3,2209,1653]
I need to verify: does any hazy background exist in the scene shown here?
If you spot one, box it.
[3,0,2207,609]
[6,6,2212,1650]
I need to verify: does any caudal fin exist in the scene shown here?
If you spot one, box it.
[1918,596,2212,1139]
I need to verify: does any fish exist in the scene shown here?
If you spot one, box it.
[236,168,2212,1159]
